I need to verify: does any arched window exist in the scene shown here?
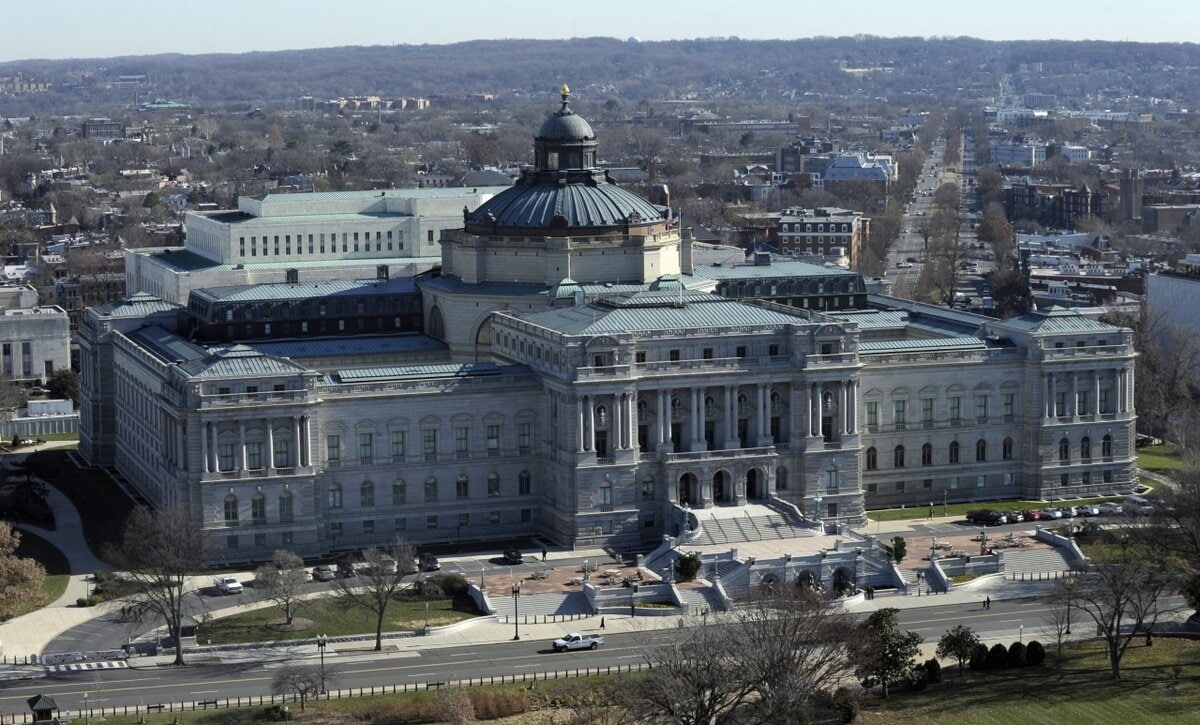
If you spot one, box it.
[278,489,293,522]
[456,474,470,499]
[1059,437,1070,463]
[392,479,406,504]
[949,441,960,464]
[894,445,905,468]
[251,491,266,522]
[976,439,987,462]
[519,470,532,495]
[360,480,375,507]
[1102,434,1113,459]
[1080,436,1092,462]
[777,467,788,491]
[224,494,239,525]
[424,476,438,502]
[1003,437,1014,460]
[487,472,501,497]
[921,443,932,466]
[599,480,613,509]
[866,447,878,470]
[327,483,342,509]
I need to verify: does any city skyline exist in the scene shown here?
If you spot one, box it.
[2,0,1194,64]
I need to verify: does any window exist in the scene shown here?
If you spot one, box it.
[520,508,533,523]
[669,349,681,361]
[865,447,877,470]
[1102,434,1113,460]
[1080,436,1092,462]
[867,483,877,495]
[1004,473,1014,486]
[776,467,788,490]
[825,468,838,491]
[391,431,406,461]
[1077,391,1089,415]
[949,441,960,464]
[893,400,906,428]
[736,346,747,358]
[923,479,933,490]
[424,476,438,502]
[635,351,646,363]
[395,517,406,532]
[244,441,262,470]
[1003,437,1013,460]
[486,424,500,455]
[487,473,501,497]
[426,515,438,530]
[454,426,469,458]
[274,438,290,468]
[423,429,438,461]
[282,531,294,546]
[977,475,987,488]
[1059,438,1070,463]
[893,445,905,468]
[599,481,613,510]
[224,494,238,526]
[518,423,532,453]
[227,535,238,550]
[976,439,987,462]
[327,483,342,509]
[949,396,961,422]
[456,475,470,499]
[866,402,878,428]
[641,476,654,500]
[360,480,375,507]
[326,435,341,464]
[393,479,406,504]
[1099,388,1111,414]
[278,490,293,523]
[895,481,906,493]
[362,520,375,535]
[922,398,934,424]
[218,443,235,472]
[358,433,373,463]
[1055,392,1067,417]
[329,522,342,538]
[488,510,501,525]
[921,443,932,466]
[251,492,266,523]
[1003,392,1015,418]
[976,395,988,420]
[1060,473,1069,487]
[950,477,959,489]
[1103,470,1112,483]
[519,470,532,496]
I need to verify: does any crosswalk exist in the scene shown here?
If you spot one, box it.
[45,660,128,674]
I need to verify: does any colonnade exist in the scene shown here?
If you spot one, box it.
[192,415,312,474]
[1043,368,1131,419]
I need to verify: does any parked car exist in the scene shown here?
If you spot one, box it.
[1057,506,1077,518]
[966,509,1005,526]
[501,548,525,565]
[551,633,604,652]
[1096,502,1122,515]
[1021,509,1044,521]
[1075,504,1099,517]
[1005,511,1025,523]
[312,565,336,582]
[336,558,358,578]
[420,553,441,571]
[214,576,243,595]
[1123,495,1154,516]
[1039,508,1063,520]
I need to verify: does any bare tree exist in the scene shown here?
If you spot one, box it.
[254,550,308,626]
[0,522,46,618]
[104,507,210,665]
[330,539,418,651]
[1039,594,1074,664]
[272,665,328,712]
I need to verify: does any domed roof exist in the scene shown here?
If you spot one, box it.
[537,84,595,142]
[468,181,666,230]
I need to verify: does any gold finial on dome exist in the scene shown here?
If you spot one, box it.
[560,83,570,97]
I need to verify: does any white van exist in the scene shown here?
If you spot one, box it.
[1122,495,1154,516]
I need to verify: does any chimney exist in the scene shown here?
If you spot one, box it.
[285,268,299,285]
[754,252,771,266]
[377,265,389,281]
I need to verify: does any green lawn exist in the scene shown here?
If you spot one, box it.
[860,637,1200,724]
[868,496,1124,522]
[1138,444,1184,474]
[200,596,479,644]
[20,450,135,563]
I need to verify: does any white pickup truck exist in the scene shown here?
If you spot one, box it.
[214,576,243,595]
[551,633,604,652]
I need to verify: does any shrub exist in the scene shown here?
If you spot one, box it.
[1007,641,1026,668]
[468,689,529,719]
[409,579,445,599]
[923,657,942,684]
[968,642,990,671]
[430,572,470,598]
[986,643,1009,670]
[1025,640,1046,666]
[76,597,90,608]
[831,686,860,724]
[675,553,702,582]
[906,664,930,691]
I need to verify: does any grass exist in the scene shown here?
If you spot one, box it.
[949,573,982,584]
[200,596,479,644]
[19,449,135,563]
[860,637,1200,724]
[1138,444,1184,474]
[868,496,1124,522]
[2,529,72,618]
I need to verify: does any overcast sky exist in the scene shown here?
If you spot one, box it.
[3,0,1193,63]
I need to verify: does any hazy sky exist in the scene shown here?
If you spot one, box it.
[3,0,1193,63]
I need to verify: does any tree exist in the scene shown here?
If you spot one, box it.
[0,522,46,618]
[936,624,981,676]
[891,536,907,564]
[848,608,922,697]
[330,539,417,651]
[272,665,327,712]
[255,550,308,626]
[1055,537,1183,679]
[1007,641,1026,668]
[0,375,28,421]
[45,369,78,405]
[675,552,702,582]
[625,586,856,723]
[103,507,209,665]
[1039,594,1074,663]
[1025,640,1046,667]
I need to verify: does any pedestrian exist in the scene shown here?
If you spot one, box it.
[541,547,548,561]
[928,506,934,520]
[985,595,991,610]
[631,603,636,617]
[600,617,605,629]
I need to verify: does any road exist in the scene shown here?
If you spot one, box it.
[0,599,1122,715]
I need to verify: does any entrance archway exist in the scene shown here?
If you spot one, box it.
[678,473,698,506]
[746,468,765,500]
[832,567,854,596]
[713,471,732,504]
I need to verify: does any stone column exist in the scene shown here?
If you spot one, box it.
[266,418,275,470]
[663,390,673,449]
[577,399,585,452]
[724,385,737,449]
[1046,373,1054,418]
[293,416,302,465]
[690,387,703,450]
[239,422,247,470]
[847,380,857,434]
[1126,367,1134,413]
[613,392,623,451]
[757,384,767,442]
[587,396,596,451]
[838,381,848,435]
[811,382,820,436]
[653,390,664,448]
[1093,373,1101,415]
[1071,375,1079,419]
[201,421,210,473]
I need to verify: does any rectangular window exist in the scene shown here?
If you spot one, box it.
[950,477,959,489]
[893,400,906,427]
[1003,392,1015,418]
[1004,473,1014,486]
[866,401,878,428]
[393,481,406,504]
[458,512,470,528]
[227,535,238,550]
[423,429,437,461]
[428,230,435,244]
[866,483,877,495]
[1099,388,1110,414]
[217,443,235,472]
[977,475,987,488]
[488,511,501,525]
[520,508,532,523]
[427,515,438,530]
[949,396,961,422]
[456,477,469,499]
[1055,392,1067,417]
[329,522,342,537]
[391,431,405,461]
[455,426,469,458]
[395,517,406,531]
[895,481,905,493]
[635,351,646,363]
[247,441,264,470]
[669,349,681,361]
[326,435,340,463]
[976,395,988,420]
[358,432,373,463]
[273,438,290,468]
[518,423,532,453]
[923,478,933,490]
[487,424,500,455]
[921,398,934,424]
[1077,391,1089,415]
[488,477,501,497]
[735,346,747,358]
[282,531,294,546]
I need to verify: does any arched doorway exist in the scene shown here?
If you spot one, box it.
[678,473,698,506]
[428,305,445,340]
[746,468,765,500]
[713,470,731,504]
[832,567,853,596]
[796,570,815,591]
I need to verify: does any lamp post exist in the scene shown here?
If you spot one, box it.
[855,548,863,593]
[316,634,327,694]
[814,494,823,525]
[424,601,430,632]
[943,490,947,517]
[83,692,89,725]
[511,581,521,641]
[980,528,987,556]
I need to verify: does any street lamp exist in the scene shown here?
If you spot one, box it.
[83,692,89,725]
[980,528,987,556]
[943,490,947,517]
[424,601,430,632]
[854,548,863,593]
[316,634,327,694]
[814,494,823,524]
[511,581,521,641]
[1066,598,1072,634]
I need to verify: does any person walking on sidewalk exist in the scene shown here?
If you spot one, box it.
[985,595,991,610]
